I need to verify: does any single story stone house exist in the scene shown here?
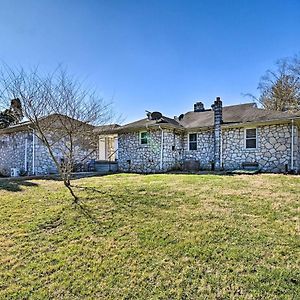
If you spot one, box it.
[104,97,300,173]
[2,98,300,176]
[0,114,98,176]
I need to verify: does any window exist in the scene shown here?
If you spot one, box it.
[189,133,197,150]
[245,128,257,149]
[140,131,148,145]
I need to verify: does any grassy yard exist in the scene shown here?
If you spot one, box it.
[0,174,299,299]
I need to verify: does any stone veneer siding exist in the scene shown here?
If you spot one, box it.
[183,129,214,170]
[0,130,97,176]
[117,123,299,174]
[118,129,183,173]
[222,124,299,172]
[0,131,34,175]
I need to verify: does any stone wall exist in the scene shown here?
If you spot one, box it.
[0,130,97,176]
[117,123,300,174]
[183,130,214,170]
[0,131,33,176]
[222,124,299,172]
[118,129,183,173]
[8,124,299,176]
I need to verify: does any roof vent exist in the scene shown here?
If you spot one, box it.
[178,114,184,121]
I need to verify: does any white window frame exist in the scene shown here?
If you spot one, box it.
[188,133,198,151]
[244,127,257,150]
[139,131,148,145]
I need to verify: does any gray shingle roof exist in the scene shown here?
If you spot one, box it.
[179,103,300,128]
[93,124,121,133]
[0,114,95,134]
[116,116,183,132]
[115,103,300,132]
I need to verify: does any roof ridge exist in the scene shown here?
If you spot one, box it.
[223,102,256,108]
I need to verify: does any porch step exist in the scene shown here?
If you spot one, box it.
[94,161,118,173]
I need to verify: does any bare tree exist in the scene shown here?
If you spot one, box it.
[0,65,114,202]
[248,54,300,111]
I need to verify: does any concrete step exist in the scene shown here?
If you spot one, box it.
[94,161,118,173]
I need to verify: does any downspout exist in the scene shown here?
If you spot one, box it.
[32,129,35,175]
[98,135,100,160]
[291,119,294,171]
[24,138,28,172]
[159,126,164,171]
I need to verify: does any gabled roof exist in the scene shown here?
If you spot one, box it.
[0,114,95,134]
[179,103,300,128]
[93,124,121,134]
[113,102,300,133]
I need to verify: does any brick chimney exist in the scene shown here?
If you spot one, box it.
[193,101,205,112]
[211,97,222,170]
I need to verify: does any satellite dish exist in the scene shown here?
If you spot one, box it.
[150,111,163,120]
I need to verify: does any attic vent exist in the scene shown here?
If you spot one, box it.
[150,111,162,120]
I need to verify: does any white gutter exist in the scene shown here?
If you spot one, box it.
[32,130,35,175]
[291,119,294,171]
[159,126,164,170]
[24,138,28,172]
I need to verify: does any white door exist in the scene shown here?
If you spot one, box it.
[98,137,106,160]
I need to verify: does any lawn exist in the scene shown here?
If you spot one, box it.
[0,173,299,299]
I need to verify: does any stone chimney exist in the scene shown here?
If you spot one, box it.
[211,97,223,170]
[193,101,205,112]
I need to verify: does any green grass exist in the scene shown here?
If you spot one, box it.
[0,174,299,299]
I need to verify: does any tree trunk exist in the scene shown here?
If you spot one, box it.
[64,178,78,203]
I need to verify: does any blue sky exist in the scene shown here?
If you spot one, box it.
[0,0,300,123]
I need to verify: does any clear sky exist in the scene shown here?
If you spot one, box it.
[1,0,300,123]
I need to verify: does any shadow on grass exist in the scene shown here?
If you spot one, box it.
[71,185,120,228]
[72,185,107,195]
[71,184,168,230]
[0,180,39,192]
[165,171,235,176]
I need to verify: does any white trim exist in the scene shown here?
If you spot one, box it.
[244,127,257,150]
[159,126,164,170]
[220,128,223,168]
[32,130,35,175]
[188,132,198,151]
[139,131,148,145]
[98,135,106,160]
[24,138,28,172]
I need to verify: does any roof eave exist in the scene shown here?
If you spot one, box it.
[222,116,300,129]
[115,122,184,134]
[184,126,214,132]
[0,124,31,134]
